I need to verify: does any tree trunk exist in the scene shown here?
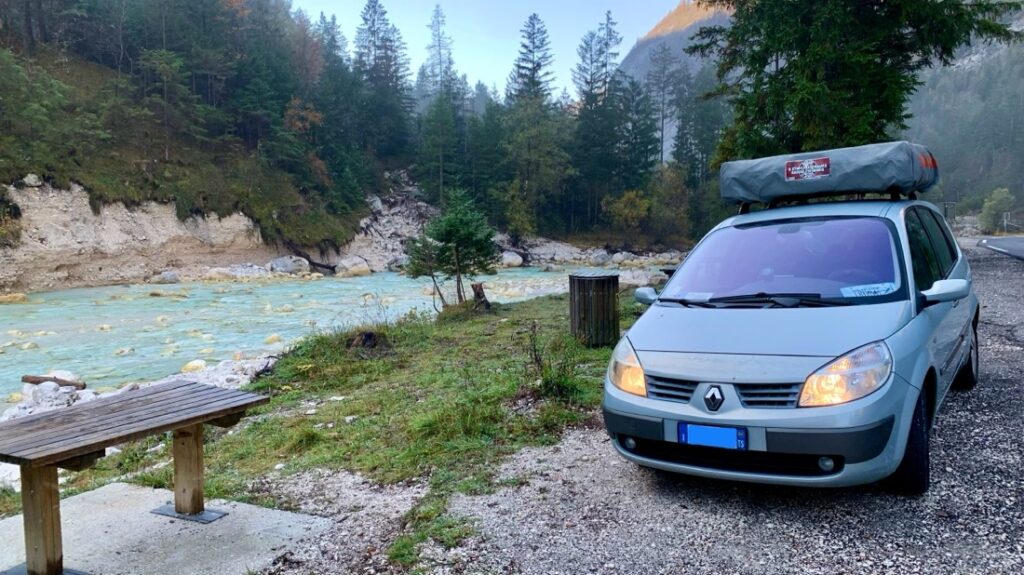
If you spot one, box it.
[453,246,464,304]
[21,0,34,54]
[471,283,491,310]
[33,0,47,42]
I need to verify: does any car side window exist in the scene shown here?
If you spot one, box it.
[919,209,959,275]
[905,210,942,291]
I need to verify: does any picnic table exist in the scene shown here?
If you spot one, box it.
[0,381,268,575]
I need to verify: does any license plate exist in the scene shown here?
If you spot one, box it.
[679,423,748,450]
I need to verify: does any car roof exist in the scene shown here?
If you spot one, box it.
[714,199,940,231]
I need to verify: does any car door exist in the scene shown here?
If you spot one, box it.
[905,209,958,396]
[917,207,972,389]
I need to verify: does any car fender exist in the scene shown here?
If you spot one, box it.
[886,313,938,392]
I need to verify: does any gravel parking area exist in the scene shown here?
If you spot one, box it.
[434,244,1024,575]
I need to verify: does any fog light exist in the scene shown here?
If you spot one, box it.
[818,456,835,472]
[623,436,637,450]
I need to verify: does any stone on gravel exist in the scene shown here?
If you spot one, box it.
[21,173,43,187]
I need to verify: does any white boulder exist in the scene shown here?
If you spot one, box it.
[337,256,372,278]
[611,252,635,265]
[22,173,43,187]
[589,250,612,266]
[501,251,524,268]
[268,255,310,275]
[150,270,181,284]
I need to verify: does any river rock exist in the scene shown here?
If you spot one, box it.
[337,255,372,278]
[501,251,524,268]
[612,252,635,265]
[589,250,612,266]
[0,293,28,304]
[182,359,207,372]
[149,270,181,284]
[205,263,271,281]
[268,255,310,275]
[618,269,655,287]
[386,255,410,272]
[22,173,43,187]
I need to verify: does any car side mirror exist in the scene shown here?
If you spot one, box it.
[635,287,657,305]
[921,279,969,306]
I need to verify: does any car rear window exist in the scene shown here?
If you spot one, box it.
[663,217,905,304]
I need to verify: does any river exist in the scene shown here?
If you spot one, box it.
[0,269,574,398]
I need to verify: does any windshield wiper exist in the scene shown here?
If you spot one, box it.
[708,292,852,308]
[656,297,717,308]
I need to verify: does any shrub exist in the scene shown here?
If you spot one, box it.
[979,188,1016,233]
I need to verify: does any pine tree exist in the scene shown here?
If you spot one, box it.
[406,189,499,305]
[355,0,412,158]
[424,4,454,98]
[689,0,1022,160]
[507,13,554,103]
[416,95,458,202]
[615,77,659,192]
[646,43,681,163]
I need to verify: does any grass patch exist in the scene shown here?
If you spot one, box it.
[0,486,19,517]
[0,292,638,568]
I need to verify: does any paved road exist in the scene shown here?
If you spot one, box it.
[978,236,1024,260]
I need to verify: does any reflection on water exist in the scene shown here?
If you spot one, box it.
[0,269,571,397]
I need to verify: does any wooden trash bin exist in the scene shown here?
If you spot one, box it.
[569,271,620,347]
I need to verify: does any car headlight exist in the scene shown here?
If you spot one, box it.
[799,342,892,407]
[608,338,646,397]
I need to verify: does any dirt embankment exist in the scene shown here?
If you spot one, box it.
[0,181,280,293]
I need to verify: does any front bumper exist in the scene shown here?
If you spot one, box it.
[602,374,916,487]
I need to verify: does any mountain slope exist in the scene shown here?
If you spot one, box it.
[619,1,728,80]
[906,15,1024,210]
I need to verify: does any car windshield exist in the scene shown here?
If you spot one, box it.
[662,216,903,305]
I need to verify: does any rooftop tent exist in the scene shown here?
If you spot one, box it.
[719,141,939,205]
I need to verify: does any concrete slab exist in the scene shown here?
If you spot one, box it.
[0,483,331,575]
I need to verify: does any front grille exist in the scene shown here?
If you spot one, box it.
[626,437,844,477]
[735,382,803,408]
[646,375,698,403]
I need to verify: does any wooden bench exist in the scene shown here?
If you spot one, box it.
[0,381,268,575]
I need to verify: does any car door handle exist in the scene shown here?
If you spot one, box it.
[952,298,960,308]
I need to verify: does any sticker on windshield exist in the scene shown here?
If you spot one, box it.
[840,283,897,298]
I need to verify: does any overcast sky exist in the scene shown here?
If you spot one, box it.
[291,0,678,94]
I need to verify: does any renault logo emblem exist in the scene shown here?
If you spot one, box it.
[704,385,724,411]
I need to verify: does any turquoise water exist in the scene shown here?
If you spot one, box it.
[0,269,570,398]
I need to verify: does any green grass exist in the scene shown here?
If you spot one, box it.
[0,292,644,568]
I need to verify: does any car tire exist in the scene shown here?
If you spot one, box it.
[888,391,930,495]
[953,325,979,391]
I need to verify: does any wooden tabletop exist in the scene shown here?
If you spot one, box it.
[0,381,268,467]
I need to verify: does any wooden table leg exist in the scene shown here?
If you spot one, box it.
[172,424,205,515]
[21,464,62,575]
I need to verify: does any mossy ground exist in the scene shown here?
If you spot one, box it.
[0,292,643,569]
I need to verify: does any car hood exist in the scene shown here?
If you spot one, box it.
[628,301,911,358]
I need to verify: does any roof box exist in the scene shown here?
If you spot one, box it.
[720,141,938,205]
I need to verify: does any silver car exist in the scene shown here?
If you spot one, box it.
[603,200,979,494]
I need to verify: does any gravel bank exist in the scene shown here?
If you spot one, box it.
[432,243,1024,575]
[253,470,425,574]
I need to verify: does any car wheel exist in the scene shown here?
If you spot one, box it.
[953,325,979,391]
[888,391,930,495]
